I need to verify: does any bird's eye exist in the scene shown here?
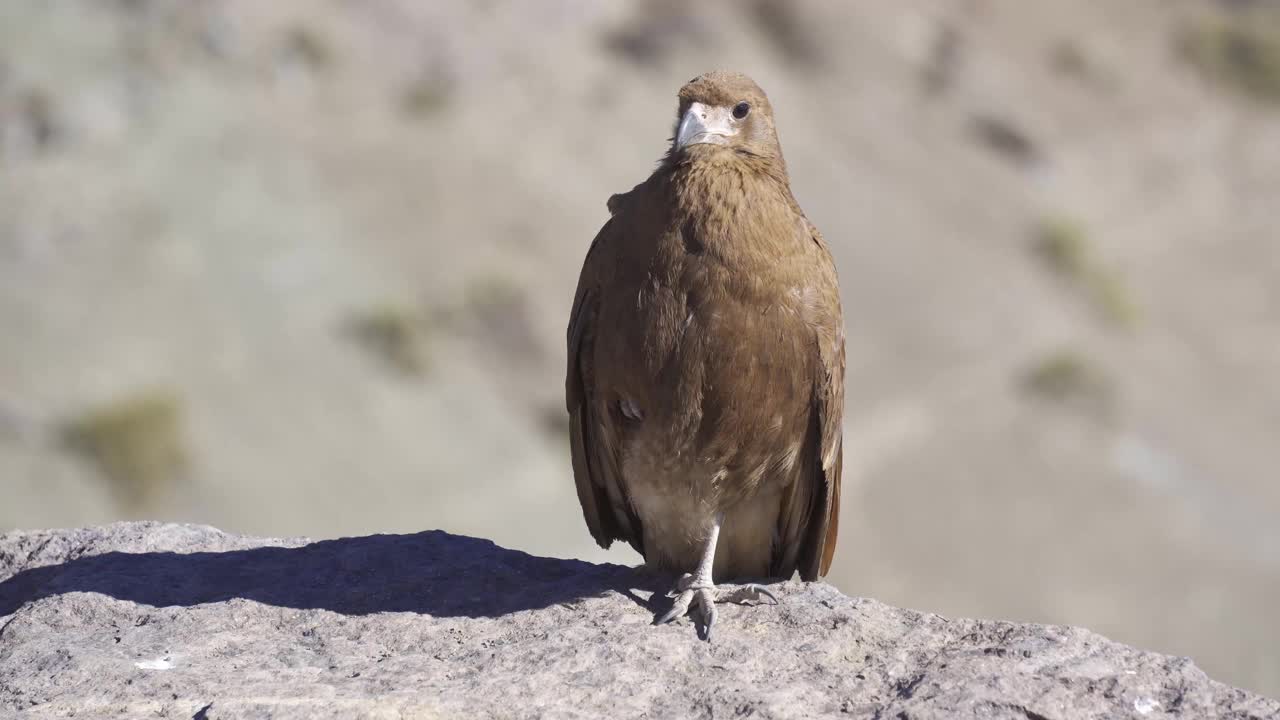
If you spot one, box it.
[732,102,751,120]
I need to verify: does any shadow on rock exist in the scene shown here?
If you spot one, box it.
[0,530,660,618]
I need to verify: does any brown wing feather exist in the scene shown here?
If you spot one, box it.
[566,217,645,555]
[776,218,845,581]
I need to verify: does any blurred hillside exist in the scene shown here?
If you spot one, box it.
[1,0,1278,698]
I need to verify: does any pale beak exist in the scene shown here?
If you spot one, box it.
[676,102,737,149]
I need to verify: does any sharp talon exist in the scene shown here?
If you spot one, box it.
[698,589,717,642]
[656,589,694,625]
[753,585,779,605]
[719,583,781,606]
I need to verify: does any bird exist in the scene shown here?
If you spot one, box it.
[565,71,845,638]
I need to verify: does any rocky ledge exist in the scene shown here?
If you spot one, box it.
[0,523,1275,719]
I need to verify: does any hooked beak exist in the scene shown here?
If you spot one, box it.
[676,102,737,149]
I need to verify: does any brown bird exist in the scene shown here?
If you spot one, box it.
[565,71,845,637]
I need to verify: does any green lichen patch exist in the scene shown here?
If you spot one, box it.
[1021,350,1115,415]
[400,73,452,118]
[1034,217,1140,331]
[282,25,335,71]
[1182,14,1280,105]
[1036,217,1092,281]
[346,304,432,377]
[63,390,187,508]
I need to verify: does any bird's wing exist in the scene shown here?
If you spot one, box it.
[775,218,846,581]
[566,215,645,555]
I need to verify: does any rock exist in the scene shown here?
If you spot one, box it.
[0,523,1275,719]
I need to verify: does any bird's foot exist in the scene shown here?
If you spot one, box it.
[718,583,780,606]
[654,573,779,641]
[655,572,716,631]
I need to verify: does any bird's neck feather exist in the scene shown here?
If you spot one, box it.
[667,154,799,258]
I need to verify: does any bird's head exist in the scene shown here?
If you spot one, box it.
[668,71,782,163]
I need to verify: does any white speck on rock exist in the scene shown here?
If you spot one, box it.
[1135,697,1160,715]
[135,657,174,670]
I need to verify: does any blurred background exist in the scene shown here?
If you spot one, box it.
[1,0,1278,697]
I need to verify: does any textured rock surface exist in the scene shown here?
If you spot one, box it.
[0,523,1276,719]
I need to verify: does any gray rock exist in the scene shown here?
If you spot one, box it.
[0,523,1275,720]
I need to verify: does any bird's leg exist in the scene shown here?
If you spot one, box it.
[654,514,779,641]
[656,516,720,632]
